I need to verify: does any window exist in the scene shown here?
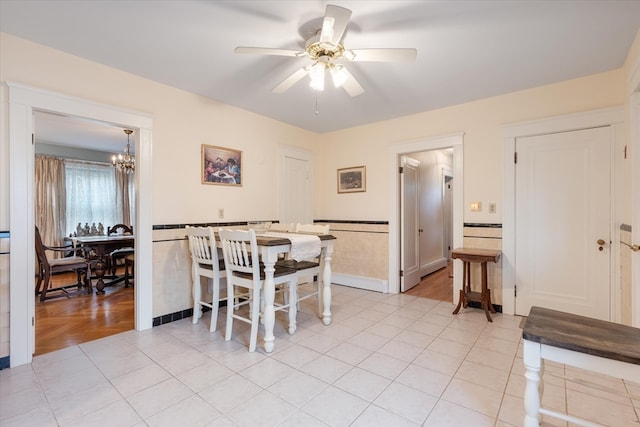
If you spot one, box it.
[65,160,120,235]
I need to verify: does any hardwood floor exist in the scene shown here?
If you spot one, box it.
[405,261,453,302]
[35,270,134,356]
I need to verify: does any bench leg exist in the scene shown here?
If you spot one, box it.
[523,340,543,427]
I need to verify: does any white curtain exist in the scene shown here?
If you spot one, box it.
[65,160,120,236]
[34,155,67,249]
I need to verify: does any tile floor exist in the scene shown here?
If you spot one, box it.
[1,284,639,426]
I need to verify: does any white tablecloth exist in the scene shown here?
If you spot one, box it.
[263,232,321,261]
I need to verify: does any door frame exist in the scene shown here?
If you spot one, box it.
[629,57,640,327]
[8,82,154,367]
[388,133,464,295]
[502,106,624,318]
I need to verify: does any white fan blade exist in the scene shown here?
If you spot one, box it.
[235,46,304,57]
[340,67,364,97]
[272,67,309,93]
[347,48,417,62]
[325,4,351,46]
[320,16,335,43]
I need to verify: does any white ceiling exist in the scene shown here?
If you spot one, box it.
[2,1,640,151]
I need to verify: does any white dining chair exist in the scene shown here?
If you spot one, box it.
[295,223,330,235]
[186,226,227,332]
[268,222,294,232]
[219,228,298,352]
[279,223,330,314]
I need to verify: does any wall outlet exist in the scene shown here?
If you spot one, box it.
[489,203,496,213]
[218,208,224,219]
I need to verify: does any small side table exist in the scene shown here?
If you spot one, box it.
[451,248,501,322]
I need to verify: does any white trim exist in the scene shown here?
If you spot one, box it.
[388,133,464,295]
[332,273,388,293]
[502,107,624,318]
[421,257,448,277]
[7,82,153,367]
[630,84,640,328]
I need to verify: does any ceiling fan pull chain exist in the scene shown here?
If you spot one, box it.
[315,94,319,116]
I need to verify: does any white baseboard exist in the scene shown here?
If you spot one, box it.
[420,257,447,278]
[331,273,388,293]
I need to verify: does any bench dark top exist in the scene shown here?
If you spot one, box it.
[522,306,640,365]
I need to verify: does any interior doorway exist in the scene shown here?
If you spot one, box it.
[388,133,464,296]
[8,83,153,367]
[33,112,137,355]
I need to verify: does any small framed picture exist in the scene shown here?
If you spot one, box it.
[337,166,366,193]
[202,144,242,186]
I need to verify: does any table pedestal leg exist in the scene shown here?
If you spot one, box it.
[262,260,276,353]
[321,244,333,326]
[94,260,106,294]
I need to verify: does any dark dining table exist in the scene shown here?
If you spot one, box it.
[68,234,135,294]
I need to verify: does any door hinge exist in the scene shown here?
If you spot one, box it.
[514,285,517,297]
[32,316,35,326]
[514,152,517,164]
[399,270,404,277]
[399,166,403,174]
[32,133,35,145]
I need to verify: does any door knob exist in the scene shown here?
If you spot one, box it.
[597,239,606,246]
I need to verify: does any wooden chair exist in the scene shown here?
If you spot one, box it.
[107,224,134,275]
[35,226,91,301]
[186,226,227,332]
[278,223,330,313]
[218,228,297,351]
[124,254,135,287]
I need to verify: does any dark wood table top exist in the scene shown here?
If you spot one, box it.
[451,248,501,263]
[70,235,134,244]
[522,306,640,365]
[256,234,336,246]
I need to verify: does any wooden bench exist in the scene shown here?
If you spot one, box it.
[522,306,640,426]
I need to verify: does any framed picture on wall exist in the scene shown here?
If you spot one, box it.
[202,144,242,186]
[337,166,366,193]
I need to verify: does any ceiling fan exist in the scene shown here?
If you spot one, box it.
[234,4,417,97]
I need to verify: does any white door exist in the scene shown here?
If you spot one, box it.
[401,156,421,292]
[515,127,611,320]
[280,148,312,225]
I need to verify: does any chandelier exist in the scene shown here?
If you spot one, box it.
[112,129,135,173]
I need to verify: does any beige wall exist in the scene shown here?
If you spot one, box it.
[0,33,321,227]
[1,29,637,360]
[316,70,625,222]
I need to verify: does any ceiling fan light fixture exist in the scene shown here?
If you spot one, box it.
[309,63,325,91]
[330,65,348,88]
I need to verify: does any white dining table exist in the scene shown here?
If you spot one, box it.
[222,232,336,353]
